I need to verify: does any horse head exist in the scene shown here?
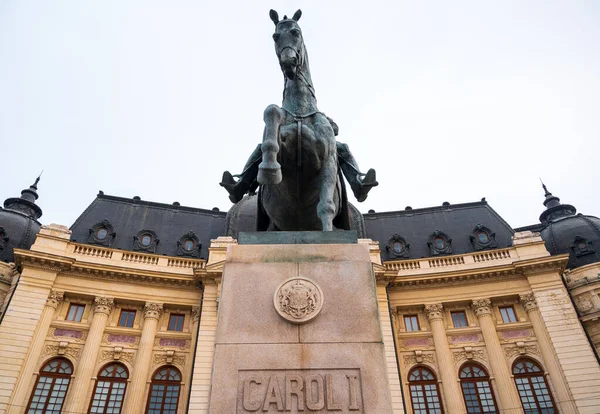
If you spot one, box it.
[270,10,305,80]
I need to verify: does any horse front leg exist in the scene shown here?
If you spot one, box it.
[257,104,285,185]
[317,156,338,231]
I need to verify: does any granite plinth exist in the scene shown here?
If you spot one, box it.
[238,230,358,245]
[208,243,393,413]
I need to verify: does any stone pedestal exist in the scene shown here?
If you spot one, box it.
[207,241,393,413]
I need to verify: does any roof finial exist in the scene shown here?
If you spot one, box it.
[32,170,43,189]
[538,180,576,224]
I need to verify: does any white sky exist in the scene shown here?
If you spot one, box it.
[1,1,599,229]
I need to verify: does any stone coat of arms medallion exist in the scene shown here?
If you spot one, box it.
[274,277,324,324]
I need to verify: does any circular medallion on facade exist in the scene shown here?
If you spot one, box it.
[274,277,324,324]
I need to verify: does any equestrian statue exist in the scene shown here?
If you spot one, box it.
[220,9,377,231]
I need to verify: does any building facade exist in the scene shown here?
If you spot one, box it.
[1,180,600,413]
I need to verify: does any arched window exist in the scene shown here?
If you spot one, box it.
[88,363,129,414]
[459,363,498,413]
[26,358,73,413]
[145,366,182,414]
[512,358,556,413]
[408,366,444,414]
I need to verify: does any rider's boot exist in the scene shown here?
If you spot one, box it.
[219,171,250,204]
[352,168,378,202]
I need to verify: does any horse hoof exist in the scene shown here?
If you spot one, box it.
[258,167,282,185]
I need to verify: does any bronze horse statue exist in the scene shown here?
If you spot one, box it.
[220,10,378,232]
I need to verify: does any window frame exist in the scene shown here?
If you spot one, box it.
[451,311,468,328]
[144,366,182,414]
[26,358,73,414]
[408,366,444,414]
[499,306,518,323]
[87,363,129,414]
[168,314,185,332]
[404,314,420,332]
[512,358,556,413]
[66,303,86,322]
[459,363,498,414]
[118,309,137,328]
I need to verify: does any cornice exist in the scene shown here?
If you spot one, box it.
[14,249,74,272]
[62,265,199,289]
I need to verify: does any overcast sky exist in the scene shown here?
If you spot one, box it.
[1,1,599,230]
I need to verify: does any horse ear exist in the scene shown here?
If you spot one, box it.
[269,9,279,25]
[292,9,302,22]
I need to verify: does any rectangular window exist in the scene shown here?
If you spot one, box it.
[168,314,185,332]
[66,304,85,322]
[451,311,468,328]
[500,306,518,323]
[404,315,420,332]
[118,310,136,328]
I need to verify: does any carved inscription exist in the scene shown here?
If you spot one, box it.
[238,369,362,413]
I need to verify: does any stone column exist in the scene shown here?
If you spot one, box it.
[62,296,114,414]
[519,293,577,413]
[471,299,522,414]
[8,290,64,413]
[424,303,466,414]
[123,302,163,413]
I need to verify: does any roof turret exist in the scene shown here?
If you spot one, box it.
[539,182,576,225]
[3,176,43,219]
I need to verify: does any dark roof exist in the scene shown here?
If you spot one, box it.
[70,193,226,259]
[0,178,43,263]
[363,200,515,261]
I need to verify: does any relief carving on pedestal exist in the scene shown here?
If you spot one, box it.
[274,277,323,324]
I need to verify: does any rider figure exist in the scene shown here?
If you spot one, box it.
[220,117,378,204]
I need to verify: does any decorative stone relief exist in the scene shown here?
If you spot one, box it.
[42,343,80,360]
[153,353,186,367]
[403,352,435,367]
[46,290,64,309]
[143,302,164,320]
[574,293,594,314]
[504,343,540,358]
[519,292,538,313]
[424,303,443,321]
[103,334,140,346]
[100,348,134,364]
[93,297,115,315]
[453,347,486,364]
[400,337,433,349]
[471,298,492,317]
[274,277,323,324]
[192,306,201,323]
[154,338,190,350]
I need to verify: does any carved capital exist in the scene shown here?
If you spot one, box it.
[471,298,492,318]
[519,292,538,313]
[143,302,164,319]
[93,296,115,315]
[424,303,444,321]
[191,306,200,323]
[46,290,65,309]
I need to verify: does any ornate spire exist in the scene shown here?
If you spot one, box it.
[538,181,575,225]
[2,175,43,219]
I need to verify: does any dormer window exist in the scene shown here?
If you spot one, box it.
[470,224,498,251]
[177,231,201,257]
[140,234,153,246]
[571,236,594,257]
[428,230,452,256]
[133,230,159,253]
[96,227,108,240]
[88,220,115,247]
[386,235,410,259]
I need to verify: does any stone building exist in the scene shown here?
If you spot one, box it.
[1,179,600,413]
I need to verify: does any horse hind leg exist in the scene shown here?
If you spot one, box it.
[258,104,285,185]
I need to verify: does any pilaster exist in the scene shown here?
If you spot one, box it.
[6,290,64,413]
[424,303,466,414]
[519,292,577,413]
[471,298,522,414]
[123,301,163,413]
[62,296,114,414]
[376,281,405,413]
